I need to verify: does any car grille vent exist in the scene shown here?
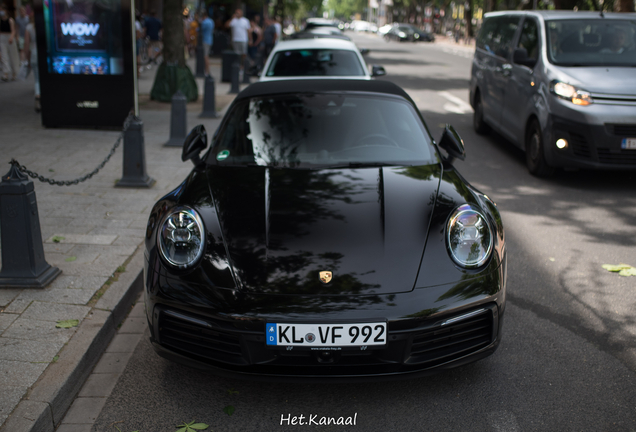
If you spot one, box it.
[408,310,492,366]
[597,148,636,165]
[158,310,245,365]
[569,132,591,159]
[605,124,636,136]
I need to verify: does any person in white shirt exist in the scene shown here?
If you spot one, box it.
[273,16,281,45]
[225,8,252,71]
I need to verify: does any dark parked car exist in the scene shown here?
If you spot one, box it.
[385,24,435,42]
[144,79,507,380]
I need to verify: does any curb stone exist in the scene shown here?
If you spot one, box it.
[0,248,145,432]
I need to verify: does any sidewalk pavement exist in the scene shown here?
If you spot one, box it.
[0,56,246,432]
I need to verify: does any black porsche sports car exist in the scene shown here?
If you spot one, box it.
[144,79,506,380]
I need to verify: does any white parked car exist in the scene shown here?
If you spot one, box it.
[259,38,385,82]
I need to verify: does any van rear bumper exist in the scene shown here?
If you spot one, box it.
[545,115,636,170]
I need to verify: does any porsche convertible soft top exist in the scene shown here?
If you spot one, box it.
[234,79,414,104]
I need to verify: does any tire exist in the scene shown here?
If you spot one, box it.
[473,94,491,135]
[525,119,555,177]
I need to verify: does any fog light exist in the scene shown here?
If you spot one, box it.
[556,139,568,149]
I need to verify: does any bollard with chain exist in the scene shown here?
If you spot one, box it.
[115,116,156,188]
[199,74,218,118]
[243,58,251,84]
[230,61,240,94]
[165,90,188,147]
[0,163,61,288]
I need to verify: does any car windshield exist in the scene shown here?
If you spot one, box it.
[546,19,636,66]
[266,49,366,77]
[208,93,435,168]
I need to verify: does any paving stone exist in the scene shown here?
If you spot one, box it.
[0,337,65,362]
[43,242,76,254]
[44,234,118,245]
[3,318,78,344]
[13,287,97,306]
[112,236,146,247]
[92,352,133,374]
[0,360,48,387]
[0,385,27,421]
[0,289,22,308]
[3,298,33,314]
[105,333,143,353]
[47,275,108,291]
[118,316,147,334]
[78,373,120,397]
[60,397,107,424]
[0,313,19,332]
[21,301,91,322]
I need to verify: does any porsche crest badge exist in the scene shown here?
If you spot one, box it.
[319,271,333,284]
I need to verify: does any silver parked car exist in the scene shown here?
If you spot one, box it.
[470,11,636,176]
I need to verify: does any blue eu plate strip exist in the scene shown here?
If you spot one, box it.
[266,323,277,345]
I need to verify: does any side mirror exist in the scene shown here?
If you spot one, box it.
[513,47,537,68]
[438,125,466,164]
[182,125,208,166]
[371,65,386,77]
[359,48,370,55]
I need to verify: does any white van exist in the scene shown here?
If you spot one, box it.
[470,11,636,176]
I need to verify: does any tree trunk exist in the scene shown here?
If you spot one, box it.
[465,0,474,38]
[163,0,185,67]
[617,0,635,11]
[150,0,198,101]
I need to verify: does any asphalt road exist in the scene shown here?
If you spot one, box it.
[89,33,636,432]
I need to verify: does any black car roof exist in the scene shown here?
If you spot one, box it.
[234,79,413,103]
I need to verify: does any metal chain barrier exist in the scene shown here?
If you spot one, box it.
[10,114,136,187]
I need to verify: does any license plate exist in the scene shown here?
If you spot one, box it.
[621,138,636,150]
[265,322,387,347]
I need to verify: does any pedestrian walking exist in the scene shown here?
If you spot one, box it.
[15,6,28,54]
[225,8,251,73]
[248,16,263,66]
[262,17,278,65]
[200,10,214,76]
[0,3,20,81]
[144,10,162,63]
[22,10,39,111]
[135,10,145,74]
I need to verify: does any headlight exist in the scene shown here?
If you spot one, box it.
[550,81,593,106]
[399,32,406,37]
[157,206,206,269]
[446,204,493,268]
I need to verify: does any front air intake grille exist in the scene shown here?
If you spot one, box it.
[597,148,636,165]
[569,132,591,159]
[158,310,245,365]
[605,124,636,136]
[407,309,493,366]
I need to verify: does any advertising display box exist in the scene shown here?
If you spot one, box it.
[34,0,137,128]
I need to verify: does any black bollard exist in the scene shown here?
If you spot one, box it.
[243,58,251,84]
[199,75,218,118]
[165,90,188,147]
[230,61,240,94]
[195,31,205,78]
[115,117,156,188]
[0,163,61,288]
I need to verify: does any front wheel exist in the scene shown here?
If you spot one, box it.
[525,120,555,177]
[473,95,491,135]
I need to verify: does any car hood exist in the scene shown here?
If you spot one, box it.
[207,165,441,295]
[552,67,636,95]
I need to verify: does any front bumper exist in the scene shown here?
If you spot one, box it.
[144,259,505,381]
[546,114,636,170]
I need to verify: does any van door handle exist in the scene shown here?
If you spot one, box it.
[496,64,513,76]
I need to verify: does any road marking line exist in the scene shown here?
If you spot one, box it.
[438,91,473,114]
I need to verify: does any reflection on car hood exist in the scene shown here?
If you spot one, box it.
[207,165,441,295]
[554,67,636,95]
